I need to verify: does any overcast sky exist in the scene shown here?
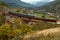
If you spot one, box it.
[21,0,54,3]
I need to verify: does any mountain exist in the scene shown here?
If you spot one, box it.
[36,0,60,14]
[0,1,9,7]
[1,0,35,9]
[32,1,51,7]
[35,2,49,6]
[34,0,60,19]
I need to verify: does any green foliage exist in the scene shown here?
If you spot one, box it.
[0,12,59,40]
[15,8,21,12]
[32,21,55,30]
[39,0,60,14]
[0,1,9,7]
[0,24,13,40]
[0,5,60,40]
[0,13,5,26]
[11,18,34,35]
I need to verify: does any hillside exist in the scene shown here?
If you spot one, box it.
[0,1,10,13]
[24,27,60,40]
[0,0,60,40]
[36,0,60,14]
[33,1,52,7]
[2,0,34,9]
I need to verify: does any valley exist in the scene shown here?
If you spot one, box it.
[0,0,60,40]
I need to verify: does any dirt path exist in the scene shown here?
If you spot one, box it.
[24,27,60,39]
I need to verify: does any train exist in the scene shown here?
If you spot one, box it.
[3,12,58,22]
[8,12,35,18]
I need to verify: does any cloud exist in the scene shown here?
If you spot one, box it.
[21,0,40,2]
[51,0,54,1]
[21,0,54,3]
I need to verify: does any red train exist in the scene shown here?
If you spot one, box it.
[3,12,58,23]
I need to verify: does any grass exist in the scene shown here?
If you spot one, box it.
[39,32,60,40]
[24,27,60,40]
[34,13,55,20]
[34,13,43,18]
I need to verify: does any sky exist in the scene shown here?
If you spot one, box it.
[21,0,54,3]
